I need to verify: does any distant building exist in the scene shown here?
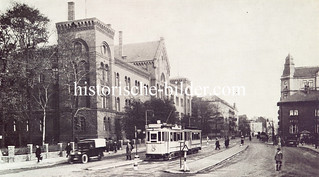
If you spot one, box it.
[278,54,319,142]
[202,96,238,137]
[249,121,263,136]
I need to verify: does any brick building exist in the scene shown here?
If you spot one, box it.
[0,2,192,146]
[278,54,319,143]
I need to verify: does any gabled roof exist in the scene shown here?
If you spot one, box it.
[294,66,319,78]
[114,40,161,62]
[278,90,319,103]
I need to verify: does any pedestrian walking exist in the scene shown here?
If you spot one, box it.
[241,135,245,145]
[65,143,72,158]
[225,137,230,148]
[35,145,42,163]
[113,141,117,153]
[275,147,283,171]
[126,142,132,160]
[215,138,220,150]
[249,135,252,141]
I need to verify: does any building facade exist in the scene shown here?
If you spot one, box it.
[202,96,238,137]
[0,2,192,146]
[278,54,319,143]
[249,121,264,136]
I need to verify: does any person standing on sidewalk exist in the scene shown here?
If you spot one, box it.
[113,141,118,153]
[126,142,132,160]
[65,143,72,157]
[241,135,245,146]
[275,147,283,171]
[225,137,230,148]
[35,145,42,163]
[215,138,220,150]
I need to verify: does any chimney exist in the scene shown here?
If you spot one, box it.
[68,2,75,21]
[119,31,123,58]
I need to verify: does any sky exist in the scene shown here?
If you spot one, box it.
[1,0,319,121]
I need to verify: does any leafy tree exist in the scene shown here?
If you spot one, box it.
[238,114,251,136]
[191,96,222,137]
[123,98,177,140]
[0,3,50,146]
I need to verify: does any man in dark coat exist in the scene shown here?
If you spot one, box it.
[65,143,72,157]
[126,142,132,160]
[241,136,245,145]
[225,137,230,148]
[215,138,220,150]
[113,141,117,153]
[35,145,42,163]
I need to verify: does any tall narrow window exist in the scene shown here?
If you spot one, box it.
[13,120,16,132]
[116,73,120,86]
[80,117,85,131]
[117,97,120,111]
[40,120,42,132]
[26,120,29,132]
[103,117,107,131]
[128,77,131,90]
[309,80,313,88]
[289,124,298,134]
[102,97,105,108]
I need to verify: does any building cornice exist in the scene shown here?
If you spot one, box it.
[56,18,115,39]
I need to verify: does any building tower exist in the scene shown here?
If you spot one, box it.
[281,54,295,100]
[56,2,116,141]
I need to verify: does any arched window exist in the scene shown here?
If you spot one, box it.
[13,120,16,132]
[108,117,111,132]
[128,77,131,89]
[26,120,29,132]
[117,97,120,111]
[102,45,107,55]
[39,120,42,132]
[103,117,107,131]
[161,73,165,82]
[80,117,86,131]
[74,42,82,54]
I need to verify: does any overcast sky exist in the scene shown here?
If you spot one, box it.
[2,0,319,120]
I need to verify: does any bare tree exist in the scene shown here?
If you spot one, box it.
[57,34,96,141]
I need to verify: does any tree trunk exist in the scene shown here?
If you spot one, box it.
[42,109,46,145]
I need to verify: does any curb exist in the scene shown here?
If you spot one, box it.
[298,146,319,154]
[197,145,249,173]
[164,145,249,174]
[86,159,143,171]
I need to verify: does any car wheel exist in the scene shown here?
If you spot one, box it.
[81,154,89,164]
[97,152,103,160]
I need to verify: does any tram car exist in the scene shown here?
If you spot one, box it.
[145,122,202,160]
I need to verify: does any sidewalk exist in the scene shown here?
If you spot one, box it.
[298,144,319,154]
[165,144,249,174]
[0,145,146,172]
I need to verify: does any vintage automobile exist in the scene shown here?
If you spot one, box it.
[284,136,299,147]
[68,138,106,164]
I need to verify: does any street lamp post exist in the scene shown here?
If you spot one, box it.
[134,126,141,159]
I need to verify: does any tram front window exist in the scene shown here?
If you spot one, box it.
[151,133,157,142]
